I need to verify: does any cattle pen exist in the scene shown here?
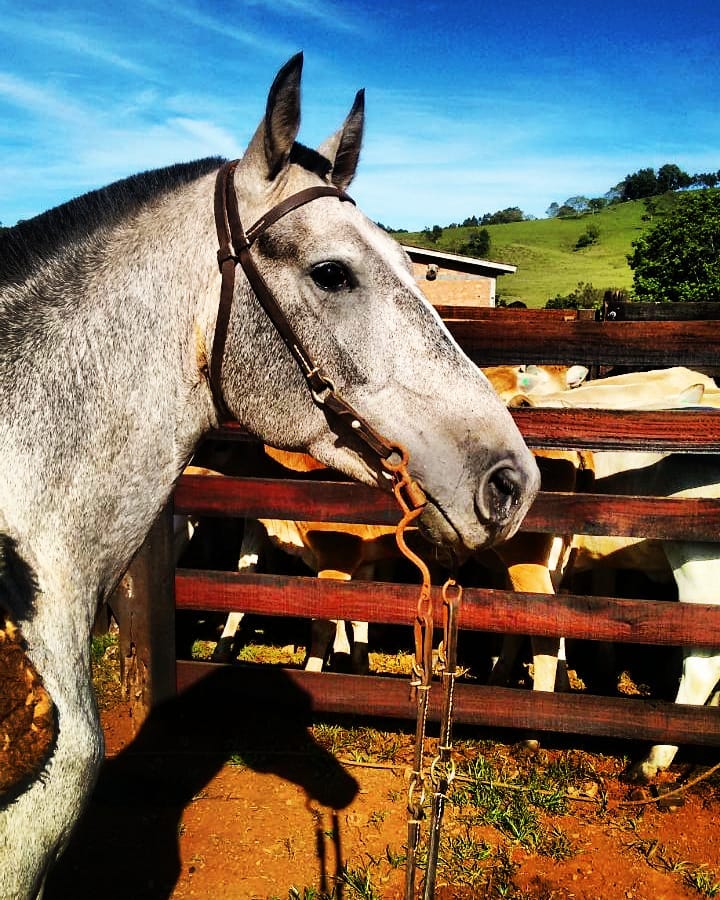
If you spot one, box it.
[109,304,720,758]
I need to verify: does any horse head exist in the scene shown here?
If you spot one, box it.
[209,54,540,555]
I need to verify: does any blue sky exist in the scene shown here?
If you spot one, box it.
[1,0,719,231]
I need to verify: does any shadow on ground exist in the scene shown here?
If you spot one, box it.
[45,666,358,900]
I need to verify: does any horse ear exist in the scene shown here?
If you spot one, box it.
[318,89,364,190]
[245,52,303,181]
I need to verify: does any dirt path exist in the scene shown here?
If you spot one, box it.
[41,662,720,900]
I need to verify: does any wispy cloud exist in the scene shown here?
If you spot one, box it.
[0,71,88,123]
[246,0,363,33]
[1,108,245,222]
[0,14,155,78]
[142,0,296,56]
[1,0,719,233]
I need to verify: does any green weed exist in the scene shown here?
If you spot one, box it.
[90,631,117,663]
[685,865,720,897]
[337,862,382,899]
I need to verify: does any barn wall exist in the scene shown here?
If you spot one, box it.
[411,261,495,307]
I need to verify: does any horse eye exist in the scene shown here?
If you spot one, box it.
[310,261,351,292]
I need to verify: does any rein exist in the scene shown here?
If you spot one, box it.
[211,159,459,897]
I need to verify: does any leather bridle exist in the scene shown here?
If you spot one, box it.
[211,158,402,465]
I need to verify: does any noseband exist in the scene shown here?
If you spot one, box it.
[211,159,401,464]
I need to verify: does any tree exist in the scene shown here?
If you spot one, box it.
[545,202,560,218]
[481,207,525,225]
[656,163,691,194]
[545,281,603,309]
[692,171,719,189]
[628,190,720,302]
[459,227,491,258]
[564,196,590,214]
[422,224,443,243]
[575,223,600,250]
[621,167,658,201]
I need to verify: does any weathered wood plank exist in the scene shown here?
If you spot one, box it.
[174,569,720,648]
[211,409,720,454]
[433,305,579,322]
[604,301,720,321]
[522,492,720,540]
[175,662,720,747]
[447,318,720,367]
[109,506,177,732]
[174,474,398,523]
[512,407,720,453]
[175,475,720,542]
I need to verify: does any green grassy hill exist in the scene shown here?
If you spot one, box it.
[394,198,669,308]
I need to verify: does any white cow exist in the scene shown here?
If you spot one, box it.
[567,451,720,779]
[496,367,720,779]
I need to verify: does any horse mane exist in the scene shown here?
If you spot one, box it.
[0,144,333,288]
[0,157,225,287]
[289,143,332,179]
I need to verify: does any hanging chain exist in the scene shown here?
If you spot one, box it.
[423,579,462,899]
[382,448,432,899]
[382,450,463,899]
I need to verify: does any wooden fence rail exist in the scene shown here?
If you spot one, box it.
[117,306,720,753]
[175,473,720,543]
[448,317,720,368]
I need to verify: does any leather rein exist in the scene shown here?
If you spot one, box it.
[211,158,403,466]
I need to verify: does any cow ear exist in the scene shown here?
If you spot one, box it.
[507,394,534,408]
[244,52,303,181]
[318,89,364,190]
[678,383,705,406]
[566,365,589,388]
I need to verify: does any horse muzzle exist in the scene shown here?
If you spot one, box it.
[418,449,540,554]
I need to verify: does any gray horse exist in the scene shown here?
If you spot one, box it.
[0,54,539,898]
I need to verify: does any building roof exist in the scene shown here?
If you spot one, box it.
[402,245,517,277]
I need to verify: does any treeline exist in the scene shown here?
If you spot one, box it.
[547,163,720,218]
[385,161,720,237]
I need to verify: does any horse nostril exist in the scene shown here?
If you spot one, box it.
[476,464,523,526]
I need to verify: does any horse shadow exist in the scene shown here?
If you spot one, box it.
[45,666,359,899]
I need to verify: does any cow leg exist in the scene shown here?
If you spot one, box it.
[330,619,353,672]
[532,635,569,692]
[631,541,720,780]
[211,611,245,664]
[349,620,370,675]
[632,651,720,780]
[304,566,352,673]
[342,562,374,676]
[506,560,562,692]
[488,633,524,685]
[303,533,364,673]
[212,518,265,664]
[305,618,342,672]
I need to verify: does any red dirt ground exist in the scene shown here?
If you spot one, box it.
[42,669,720,900]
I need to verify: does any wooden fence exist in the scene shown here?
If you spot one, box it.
[112,303,720,752]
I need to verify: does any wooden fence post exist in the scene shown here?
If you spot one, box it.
[108,503,176,733]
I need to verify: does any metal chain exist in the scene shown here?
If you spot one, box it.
[382,451,463,899]
[423,579,462,899]
[381,448,433,900]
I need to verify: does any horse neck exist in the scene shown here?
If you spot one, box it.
[0,173,221,591]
